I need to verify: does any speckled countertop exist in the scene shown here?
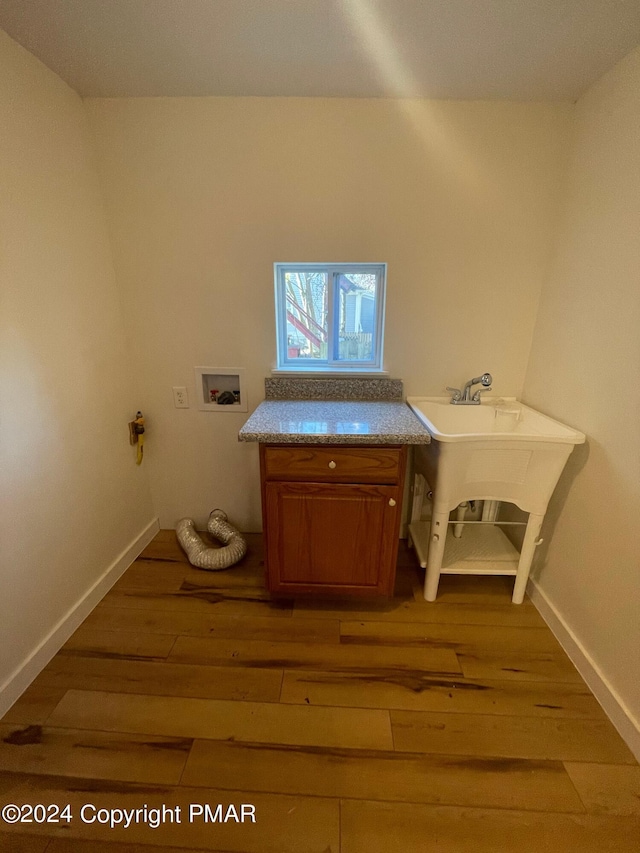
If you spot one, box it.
[238,400,431,445]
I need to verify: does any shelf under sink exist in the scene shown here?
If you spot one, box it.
[408,522,520,576]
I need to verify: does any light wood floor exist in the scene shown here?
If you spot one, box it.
[1,530,639,852]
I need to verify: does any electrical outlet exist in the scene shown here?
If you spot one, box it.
[173,386,189,408]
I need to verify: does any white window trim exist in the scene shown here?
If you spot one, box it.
[274,262,387,372]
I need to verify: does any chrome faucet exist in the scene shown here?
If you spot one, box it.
[446,373,492,405]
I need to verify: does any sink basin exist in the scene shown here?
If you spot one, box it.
[406,397,586,444]
[406,396,585,516]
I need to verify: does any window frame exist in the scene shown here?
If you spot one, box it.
[274,262,387,372]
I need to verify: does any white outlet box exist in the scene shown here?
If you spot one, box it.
[173,386,189,408]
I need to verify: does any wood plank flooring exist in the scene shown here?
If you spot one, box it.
[1,530,638,852]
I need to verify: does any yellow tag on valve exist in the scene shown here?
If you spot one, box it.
[136,432,144,465]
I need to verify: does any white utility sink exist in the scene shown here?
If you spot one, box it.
[407,397,585,444]
[406,396,585,604]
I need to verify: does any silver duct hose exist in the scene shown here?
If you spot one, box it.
[176,509,247,570]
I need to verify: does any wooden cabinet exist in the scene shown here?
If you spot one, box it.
[260,444,407,597]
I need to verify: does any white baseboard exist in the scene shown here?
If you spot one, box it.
[528,578,640,762]
[0,517,160,719]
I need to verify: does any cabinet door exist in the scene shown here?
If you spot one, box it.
[264,481,400,596]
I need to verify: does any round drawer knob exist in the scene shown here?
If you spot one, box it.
[328,461,337,469]
[388,498,397,507]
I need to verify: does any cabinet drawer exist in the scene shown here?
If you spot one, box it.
[262,445,402,484]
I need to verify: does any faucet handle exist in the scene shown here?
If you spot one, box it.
[446,386,462,402]
[472,387,491,402]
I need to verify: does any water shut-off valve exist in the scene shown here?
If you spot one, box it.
[128,411,146,465]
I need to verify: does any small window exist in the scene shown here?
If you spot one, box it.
[274,263,386,371]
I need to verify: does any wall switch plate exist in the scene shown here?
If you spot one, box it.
[173,386,189,408]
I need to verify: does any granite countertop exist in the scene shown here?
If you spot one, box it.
[238,400,431,445]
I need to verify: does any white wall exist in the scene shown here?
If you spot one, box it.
[523,48,640,737]
[0,31,156,711]
[85,96,572,530]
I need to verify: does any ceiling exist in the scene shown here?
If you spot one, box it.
[1,0,640,100]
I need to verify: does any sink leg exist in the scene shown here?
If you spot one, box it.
[512,512,544,604]
[423,507,449,601]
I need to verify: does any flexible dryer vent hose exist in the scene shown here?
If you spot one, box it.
[176,509,247,570]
